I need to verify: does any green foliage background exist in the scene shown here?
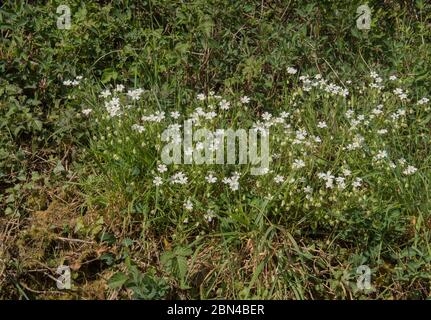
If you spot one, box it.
[0,0,430,299]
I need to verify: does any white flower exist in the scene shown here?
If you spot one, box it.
[205,174,217,183]
[389,75,397,81]
[403,165,417,175]
[204,111,217,120]
[342,169,351,176]
[345,109,355,119]
[197,93,206,101]
[317,121,327,128]
[127,88,144,101]
[105,97,121,117]
[63,80,73,86]
[75,75,83,80]
[287,67,298,74]
[280,111,290,118]
[222,173,240,191]
[374,150,388,161]
[82,108,92,116]
[292,159,305,170]
[131,124,145,133]
[370,71,379,79]
[153,176,163,186]
[418,97,429,105]
[170,111,180,119]
[171,172,188,184]
[304,186,313,193]
[114,84,125,92]
[336,176,346,190]
[219,99,231,110]
[352,177,362,188]
[377,129,388,135]
[184,199,193,211]
[318,171,335,189]
[99,89,111,98]
[157,164,167,173]
[204,209,215,222]
[274,175,284,184]
[262,112,272,121]
[240,96,250,104]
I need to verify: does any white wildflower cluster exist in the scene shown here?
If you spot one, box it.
[105,96,121,117]
[205,173,217,183]
[63,75,83,86]
[403,165,417,176]
[370,104,384,118]
[317,170,361,190]
[317,121,327,128]
[171,171,188,185]
[131,124,145,133]
[373,150,388,161]
[317,171,335,189]
[127,88,144,101]
[287,66,298,74]
[345,134,364,151]
[114,84,125,93]
[71,68,424,221]
[142,111,166,122]
[82,108,92,116]
[96,85,146,118]
[184,199,193,211]
[222,172,240,191]
[190,106,217,122]
[196,91,222,102]
[274,175,284,184]
[292,159,305,170]
[393,88,408,100]
[389,108,406,121]
[204,209,215,222]
[389,158,418,176]
[299,74,348,97]
[417,97,429,105]
[369,71,384,90]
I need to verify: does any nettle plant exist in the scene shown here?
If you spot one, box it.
[70,69,430,241]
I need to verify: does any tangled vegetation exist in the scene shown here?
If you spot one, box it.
[1,0,430,299]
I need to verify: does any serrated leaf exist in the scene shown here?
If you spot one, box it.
[108,272,128,289]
